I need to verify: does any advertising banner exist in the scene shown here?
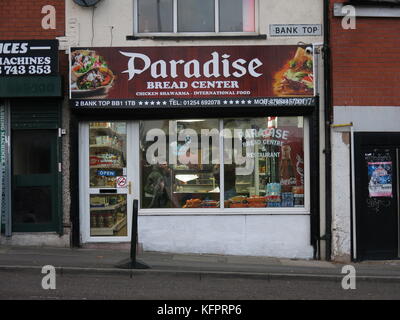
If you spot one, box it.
[69,45,315,109]
[0,40,58,76]
[368,161,393,197]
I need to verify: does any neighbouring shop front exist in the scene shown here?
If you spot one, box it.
[354,132,400,260]
[332,107,400,261]
[70,45,321,258]
[0,40,64,237]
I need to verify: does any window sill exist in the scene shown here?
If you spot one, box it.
[138,208,310,216]
[126,34,267,41]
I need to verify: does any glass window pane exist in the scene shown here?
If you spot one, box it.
[12,130,52,174]
[138,0,173,33]
[140,119,220,209]
[13,187,52,224]
[178,0,215,32]
[220,0,255,32]
[223,117,304,208]
[219,0,242,32]
[89,122,127,188]
[90,194,127,236]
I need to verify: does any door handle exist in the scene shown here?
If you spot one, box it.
[128,181,132,195]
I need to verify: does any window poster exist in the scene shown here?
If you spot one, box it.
[368,161,393,197]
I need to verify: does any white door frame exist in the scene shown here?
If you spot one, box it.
[79,121,137,243]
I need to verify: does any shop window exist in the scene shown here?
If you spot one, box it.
[89,122,127,188]
[13,130,52,175]
[135,0,256,35]
[223,117,305,208]
[90,194,127,237]
[140,117,306,210]
[140,119,220,209]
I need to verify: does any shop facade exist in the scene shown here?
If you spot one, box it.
[0,0,71,246]
[0,39,70,246]
[67,0,326,259]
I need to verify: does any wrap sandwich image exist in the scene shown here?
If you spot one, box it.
[76,67,114,90]
[273,47,314,96]
[70,49,115,98]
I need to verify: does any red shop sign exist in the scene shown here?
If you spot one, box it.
[70,45,315,108]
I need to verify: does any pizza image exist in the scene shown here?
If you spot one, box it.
[273,47,314,96]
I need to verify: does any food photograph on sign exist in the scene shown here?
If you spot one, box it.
[273,47,314,96]
[70,49,115,98]
[69,46,315,105]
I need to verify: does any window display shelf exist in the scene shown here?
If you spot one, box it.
[90,144,123,153]
[90,164,124,169]
[90,217,127,236]
[174,172,216,194]
[90,126,123,137]
[90,201,127,211]
[173,169,216,173]
[174,191,219,194]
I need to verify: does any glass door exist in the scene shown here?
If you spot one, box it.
[12,129,60,231]
[83,121,134,241]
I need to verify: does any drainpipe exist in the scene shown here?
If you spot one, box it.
[323,0,333,260]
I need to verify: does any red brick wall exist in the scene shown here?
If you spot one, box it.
[330,0,400,106]
[0,0,65,40]
[0,0,68,94]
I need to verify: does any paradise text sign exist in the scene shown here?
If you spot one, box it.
[70,45,315,109]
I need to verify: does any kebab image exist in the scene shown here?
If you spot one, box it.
[273,47,314,96]
[70,49,115,95]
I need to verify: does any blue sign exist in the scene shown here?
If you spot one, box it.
[97,170,116,177]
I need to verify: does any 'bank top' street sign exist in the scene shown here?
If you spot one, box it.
[269,24,322,37]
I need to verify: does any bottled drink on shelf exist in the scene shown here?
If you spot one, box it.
[280,145,296,193]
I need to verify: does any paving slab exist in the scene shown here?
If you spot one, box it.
[0,245,399,280]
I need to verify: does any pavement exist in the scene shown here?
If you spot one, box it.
[0,245,400,281]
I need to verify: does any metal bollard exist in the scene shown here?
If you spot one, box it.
[115,199,150,269]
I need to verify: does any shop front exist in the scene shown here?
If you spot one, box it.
[70,45,320,258]
[354,132,400,260]
[332,107,400,261]
[0,40,65,240]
